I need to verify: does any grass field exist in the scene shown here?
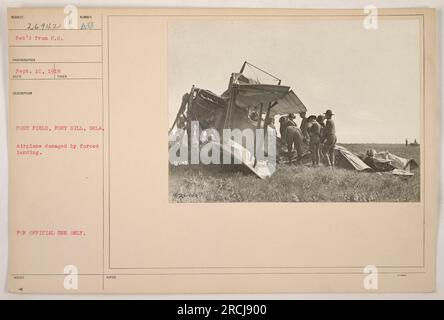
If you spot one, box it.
[169,143,420,203]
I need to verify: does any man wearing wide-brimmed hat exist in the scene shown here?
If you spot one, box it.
[322,109,337,167]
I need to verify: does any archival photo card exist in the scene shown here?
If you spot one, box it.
[7,7,437,293]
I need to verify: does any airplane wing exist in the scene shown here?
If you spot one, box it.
[234,84,290,108]
[270,90,307,116]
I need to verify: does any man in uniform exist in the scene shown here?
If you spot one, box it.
[285,121,303,165]
[299,112,309,143]
[280,113,297,141]
[316,114,326,163]
[308,115,321,167]
[316,115,325,130]
[322,109,337,167]
[278,116,287,140]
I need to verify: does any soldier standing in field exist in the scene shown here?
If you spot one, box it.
[316,115,325,130]
[316,114,326,163]
[299,112,309,143]
[308,115,321,167]
[322,109,337,167]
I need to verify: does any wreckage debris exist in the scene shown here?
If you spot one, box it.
[334,145,418,176]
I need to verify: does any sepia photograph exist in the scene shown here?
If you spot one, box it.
[168,19,421,203]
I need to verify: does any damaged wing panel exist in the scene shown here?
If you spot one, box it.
[335,145,373,171]
[374,151,419,171]
[208,140,273,179]
[234,84,290,108]
[335,145,418,176]
[271,90,307,116]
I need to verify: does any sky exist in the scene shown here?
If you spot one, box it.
[168,18,421,144]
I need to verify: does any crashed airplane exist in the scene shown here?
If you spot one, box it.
[169,61,307,178]
[169,61,418,178]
